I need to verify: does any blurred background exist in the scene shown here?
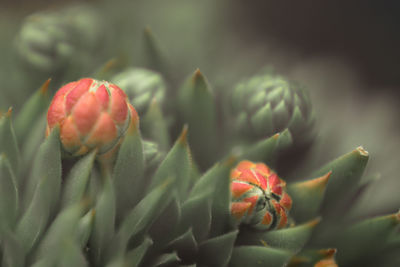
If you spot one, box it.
[1,0,399,217]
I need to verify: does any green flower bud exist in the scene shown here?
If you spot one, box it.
[111,68,166,115]
[232,73,315,144]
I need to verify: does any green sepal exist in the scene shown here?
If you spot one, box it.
[0,155,19,227]
[312,146,369,216]
[14,79,50,144]
[142,99,170,151]
[77,209,95,248]
[108,179,174,261]
[166,228,198,263]
[90,172,116,265]
[198,230,238,267]
[272,99,290,130]
[237,218,320,253]
[150,252,180,267]
[240,129,292,166]
[113,126,144,222]
[178,69,218,169]
[178,193,212,243]
[148,127,191,200]
[16,127,61,253]
[229,246,293,267]
[34,202,87,261]
[0,108,20,175]
[125,237,153,267]
[335,212,400,265]
[287,173,331,222]
[61,150,97,208]
[250,103,273,136]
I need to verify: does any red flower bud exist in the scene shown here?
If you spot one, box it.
[47,78,138,156]
[230,160,292,230]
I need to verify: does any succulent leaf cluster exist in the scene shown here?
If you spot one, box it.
[0,3,399,267]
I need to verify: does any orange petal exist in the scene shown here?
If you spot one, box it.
[86,112,117,147]
[60,116,81,153]
[236,160,256,172]
[277,209,288,229]
[255,163,271,176]
[73,92,101,136]
[261,211,273,227]
[238,169,260,186]
[255,172,268,190]
[279,192,292,211]
[231,202,251,220]
[47,93,66,128]
[109,84,128,125]
[65,78,93,114]
[54,81,77,99]
[231,182,254,198]
[243,195,259,215]
[269,173,283,195]
[95,84,110,110]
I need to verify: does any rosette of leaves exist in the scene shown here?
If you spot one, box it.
[231,72,315,146]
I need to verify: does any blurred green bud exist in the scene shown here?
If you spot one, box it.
[111,68,166,115]
[15,5,102,76]
[232,73,315,144]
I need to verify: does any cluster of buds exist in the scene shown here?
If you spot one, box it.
[47,78,138,156]
[230,160,292,230]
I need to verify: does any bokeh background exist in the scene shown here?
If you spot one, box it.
[1,0,399,218]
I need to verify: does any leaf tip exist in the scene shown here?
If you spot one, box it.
[356,146,369,157]
[40,78,51,95]
[178,124,189,145]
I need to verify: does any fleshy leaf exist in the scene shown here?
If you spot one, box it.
[1,230,25,267]
[179,193,212,243]
[125,237,153,267]
[142,99,170,151]
[90,172,116,265]
[166,228,198,263]
[229,246,293,267]
[148,127,191,200]
[14,79,50,144]
[335,212,400,265]
[149,252,180,267]
[61,150,97,208]
[0,155,18,227]
[77,209,95,248]
[251,103,273,136]
[198,230,238,267]
[312,146,369,216]
[16,127,61,253]
[237,218,321,253]
[108,179,174,261]
[0,108,20,175]
[240,129,292,166]
[178,69,219,169]
[287,172,331,222]
[113,125,144,222]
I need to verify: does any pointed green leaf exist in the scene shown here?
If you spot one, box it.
[150,252,180,267]
[0,108,20,175]
[336,212,400,264]
[142,99,170,151]
[178,69,218,169]
[14,79,50,143]
[61,150,97,208]
[237,218,320,253]
[312,147,369,216]
[77,209,95,248]
[272,100,290,130]
[198,230,238,267]
[148,127,191,200]
[90,173,116,265]
[288,248,337,267]
[251,103,274,136]
[142,26,170,79]
[179,194,212,243]
[125,237,153,267]
[56,239,88,267]
[166,228,198,263]
[108,179,174,260]
[149,196,181,247]
[230,246,293,267]
[240,129,292,166]
[0,155,18,227]
[287,172,331,222]
[35,202,87,260]
[16,128,61,253]
[1,230,25,267]
[113,127,144,222]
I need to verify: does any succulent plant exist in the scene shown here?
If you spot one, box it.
[0,3,398,267]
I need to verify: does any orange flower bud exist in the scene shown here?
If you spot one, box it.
[47,78,138,156]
